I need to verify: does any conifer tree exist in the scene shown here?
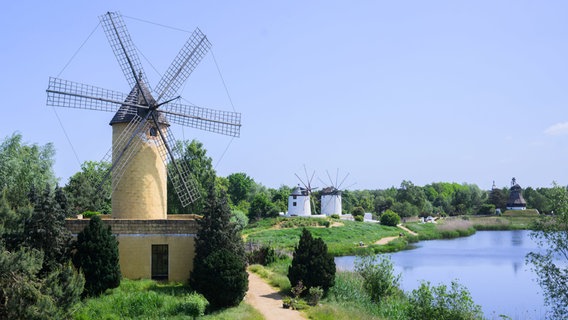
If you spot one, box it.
[190,185,248,308]
[288,228,336,294]
[72,215,120,296]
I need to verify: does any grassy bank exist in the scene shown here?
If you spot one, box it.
[469,213,537,230]
[244,217,406,256]
[73,279,263,320]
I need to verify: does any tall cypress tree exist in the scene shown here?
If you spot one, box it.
[190,185,248,308]
[288,228,336,294]
[72,215,120,296]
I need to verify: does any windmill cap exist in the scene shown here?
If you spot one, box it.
[110,79,169,126]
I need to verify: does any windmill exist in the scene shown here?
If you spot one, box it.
[318,169,352,216]
[288,166,318,216]
[46,12,241,219]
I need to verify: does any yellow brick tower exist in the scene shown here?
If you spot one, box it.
[109,81,169,219]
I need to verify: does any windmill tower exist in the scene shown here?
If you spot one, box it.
[319,170,350,216]
[288,168,317,216]
[47,12,241,219]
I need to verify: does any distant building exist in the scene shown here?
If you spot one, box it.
[288,185,312,216]
[321,186,342,216]
[506,177,527,210]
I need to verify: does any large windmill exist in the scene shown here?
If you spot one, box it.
[47,12,241,219]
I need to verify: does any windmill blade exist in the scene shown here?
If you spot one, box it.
[154,28,211,102]
[47,77,131,113]
[294,173,309,190]
[95,114,151,196]
[326,170,335,187]
[99,11,151,95]
[161,103,241,137]
[150,115,200,207]
[337,173,350,189]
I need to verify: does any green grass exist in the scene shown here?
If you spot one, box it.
[469,215,536,230]
[244,218,403,256]
[73,279,263,320]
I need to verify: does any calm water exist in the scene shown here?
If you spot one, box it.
[335,230,547,319]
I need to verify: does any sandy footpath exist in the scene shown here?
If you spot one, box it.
[245,271,306,320]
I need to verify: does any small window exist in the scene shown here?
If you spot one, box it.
[149,127,158,137]
[293,202,297,206]
[293,195,297,199]
[152,244,168,280]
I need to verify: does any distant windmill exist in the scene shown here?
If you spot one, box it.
[318,169,352,216]
[46,12,241,219]
[288,166,318,216]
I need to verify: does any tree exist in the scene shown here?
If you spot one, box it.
[72,215,121,297]
[227,172,254,206]
[488,187,506,211]
[249,192,277,221]
[190,185,248,308]
[526,182,568,319]
[380,209,401,226]
[0,133,56,209]
[355,254,401,303]
[407,281,483,320]
[168,140,216,214]
[288,228,335,294]
[64,161,111,215]
[22,185,72,274]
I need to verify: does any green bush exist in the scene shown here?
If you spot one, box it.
[352,207,365,217]
[82,211,101,218]
[308,286,324,306]
[380,210,401,226]
[193,249,248,308]
[72,215,120,297]
[247,245,276,266]
[177,293,208,319]
[406,281,483,320]
[477,204,496,215]
[331,214,340,219]
[354,215,364,222]
[355,254,401,303]
[288,228,336,294]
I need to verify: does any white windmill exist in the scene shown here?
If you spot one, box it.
[288,167,317,216]
[319,170,351,216]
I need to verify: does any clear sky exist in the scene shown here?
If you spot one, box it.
[2,1,567,191]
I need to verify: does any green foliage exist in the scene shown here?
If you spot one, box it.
[527,182,568,319]
[354,215,364,222]
[0,133,57,209]
[246,245,276,266]
[380,209,401,226]
[331,214,340,219]
[190,186,248,308]
[248,192,277,221]
[355,254,401,303]
[73,215,121,297]
[352,206,365,217]
[406,281,483,320]
[308,286,324,306]
[176,292,209,319]
[168,140,216,214]
[227,172,254,205]
[230,210,249,231]
[477,203,495,215]
[82,210,101,218]
[288,228,336,294]
[64,161,111,215]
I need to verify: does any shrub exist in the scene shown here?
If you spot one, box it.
[247,245,276,266]
[230,210,249,231]
[380,210,401,226]
[82,211,101,218]
[193,249,248,308]
[288,228,336,294]
[72,215,120,297]
[354,215,364,222]
[331,214,340,219]
[406,281,483,320]
[477,204,496,215]
[178,293,209,319]
[352,207,365,217]
[308,286,324,306]
[355,254,401,303]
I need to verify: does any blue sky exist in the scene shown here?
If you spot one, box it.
[2,1,567,190]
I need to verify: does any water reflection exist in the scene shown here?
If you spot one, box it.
[335,230,547,318]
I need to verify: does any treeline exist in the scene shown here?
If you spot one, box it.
[0,133,560,223]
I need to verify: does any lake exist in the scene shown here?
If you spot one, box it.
[335,230,547,319]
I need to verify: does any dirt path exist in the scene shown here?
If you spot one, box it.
[245,271,306,320]
[374,225,418,245]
